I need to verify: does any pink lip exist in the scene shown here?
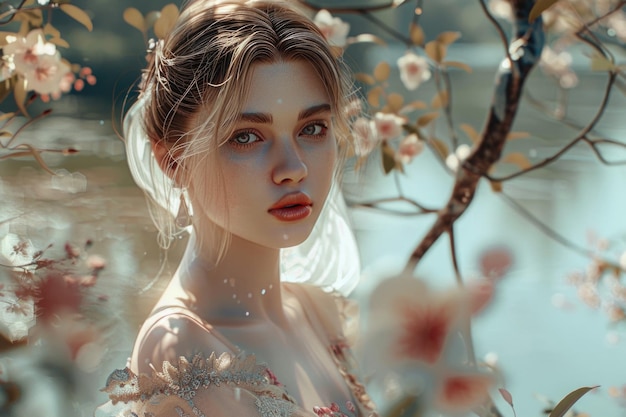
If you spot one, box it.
[268,192,313,222]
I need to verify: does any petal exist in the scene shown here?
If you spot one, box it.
[434,372,494,414]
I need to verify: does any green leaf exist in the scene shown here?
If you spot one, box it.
[529,0,560,23]
[123,7,146,33]
[154,4,179,39]
[549,386,598,417]
[59,4,93,31]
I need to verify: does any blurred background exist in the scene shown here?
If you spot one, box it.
[1,1,625,416]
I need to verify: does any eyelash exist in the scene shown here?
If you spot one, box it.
[227,121,330,150]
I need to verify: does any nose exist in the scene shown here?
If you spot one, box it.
[271,138,308,185]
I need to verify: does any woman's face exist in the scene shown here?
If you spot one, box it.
[190,60,337,249]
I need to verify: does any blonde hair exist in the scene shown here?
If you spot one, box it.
[126,0,355,263]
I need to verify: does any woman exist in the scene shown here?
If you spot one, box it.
[98,1,375,416]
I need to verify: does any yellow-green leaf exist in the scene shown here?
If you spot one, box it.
[43,23,60,39]
[460,123,480,144]
[506,131,530,141]
[436,31,461,45]
[490,180,503,192]
[154,4,179,39]
[409,23,424,46]
[430,138,449,160]
[354,73,376,86]
[444,60,472,73]
[425,40,446,64]
[348,33,386,46]
[431,90,448,109]
[503,152,532,170]
[387,93,404,113]
[123,7,146,33]
[14,78,28,117]
[49,37,70,48]
[400,100,427,114]
[145,11,161,32]
[417,111,439,127]
[60,4,93,31]
[382,141,397,174]
[367,86,383,108]
[0,112,15,122]
[529,0,560,23]
[374,61,391,82]
[591,55,615,72]
[549,387,598,417]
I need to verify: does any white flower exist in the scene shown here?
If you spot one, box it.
[396,134,424,164]
[313,9,350,47]
[445,144,472,172]
[37,0,50,4]
[397,52,431,91]
[352,117,379,156]
[373,112,405,140]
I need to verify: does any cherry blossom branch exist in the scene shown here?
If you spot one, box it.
[403,0,544,274]
[486,71,617,182]
[351,196,438,215]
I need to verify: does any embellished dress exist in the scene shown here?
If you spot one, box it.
[96,284,377,417]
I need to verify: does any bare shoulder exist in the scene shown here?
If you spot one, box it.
[130,306,233,375]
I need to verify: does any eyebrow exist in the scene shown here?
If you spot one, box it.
[239,103,331,124]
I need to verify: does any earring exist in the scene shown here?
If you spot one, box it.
[175,190,192,228]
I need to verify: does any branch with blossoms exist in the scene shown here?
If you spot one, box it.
[0,0,96,173]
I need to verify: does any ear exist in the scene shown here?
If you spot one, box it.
[151,140,184,185]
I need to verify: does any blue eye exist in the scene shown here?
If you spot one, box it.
[301,122,327,137]
[230,131,261,147]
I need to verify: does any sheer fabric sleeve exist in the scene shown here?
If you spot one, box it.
[96,352,313,417]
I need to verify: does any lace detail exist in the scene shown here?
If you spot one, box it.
[255,395,297,417]
[101,351,297,417]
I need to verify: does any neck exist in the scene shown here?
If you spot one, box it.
[175,231,286,326]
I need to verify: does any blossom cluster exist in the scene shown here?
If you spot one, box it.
[1,28,95,102]
[313,10,432,171]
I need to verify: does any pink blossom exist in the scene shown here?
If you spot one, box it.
[396,299,458,364]
[396,134,424,164]
[3,29,56,75]
[488,0,513,21]
[434,372,494,414]
[313,9,350,47]
[397,52,431,91]
[374,112,405,140]
[3,29,71,95]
